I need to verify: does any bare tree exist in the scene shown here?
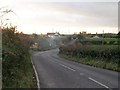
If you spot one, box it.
[0,7,16,29]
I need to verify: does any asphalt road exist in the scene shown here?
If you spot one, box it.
[32,49,119,89]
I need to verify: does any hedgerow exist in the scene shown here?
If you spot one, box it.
[2,27,34,88]
[59,42,120,71]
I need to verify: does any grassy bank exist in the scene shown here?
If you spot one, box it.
[58,53,119,71]
[3,54,37,88]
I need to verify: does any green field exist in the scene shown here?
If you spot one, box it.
[81,38,118,41]
[79,38,119,45]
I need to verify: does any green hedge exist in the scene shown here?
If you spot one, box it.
[59,44,119,64]
[59,44,120,71]
[2,27,34,88]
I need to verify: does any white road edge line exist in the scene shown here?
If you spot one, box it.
[60,64,76,71]
[88,77,112,90]
[31,60,40,90]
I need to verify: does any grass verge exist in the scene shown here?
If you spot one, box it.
[2,55,37,88]
[58,53,120,72]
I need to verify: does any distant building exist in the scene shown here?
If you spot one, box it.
[38,32,61,50]
[93,35,100,38]
[38,39,50,49]
[47,32,60,37]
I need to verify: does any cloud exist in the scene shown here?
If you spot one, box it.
[20,2,117,27]
[36,2,118,27]
[1,0,118,34]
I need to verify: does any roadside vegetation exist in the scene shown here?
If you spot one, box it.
[59,33,120,72]
[0,29,1,89]
[2,27,37,88]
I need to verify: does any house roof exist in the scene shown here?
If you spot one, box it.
[47,32,60,36]
[93,35,99,38]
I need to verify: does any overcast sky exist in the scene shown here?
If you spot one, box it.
[0,0,119,34]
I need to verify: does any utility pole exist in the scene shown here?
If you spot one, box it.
[102,30,104,45]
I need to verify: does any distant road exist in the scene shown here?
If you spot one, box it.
[32,49,119,89]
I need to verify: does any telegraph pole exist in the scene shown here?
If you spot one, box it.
[102,30,104,45]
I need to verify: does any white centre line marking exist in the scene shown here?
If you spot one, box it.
[80,73,84,76]
[88,77,112,90]
[60,64,76,71]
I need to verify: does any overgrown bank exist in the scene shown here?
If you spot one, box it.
[2,27,37,88]
[59,41,120,72]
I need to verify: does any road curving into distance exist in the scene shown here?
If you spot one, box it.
[32,49,119,89]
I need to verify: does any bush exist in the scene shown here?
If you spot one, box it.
[2,27,34,88]
[59,43,119,67]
